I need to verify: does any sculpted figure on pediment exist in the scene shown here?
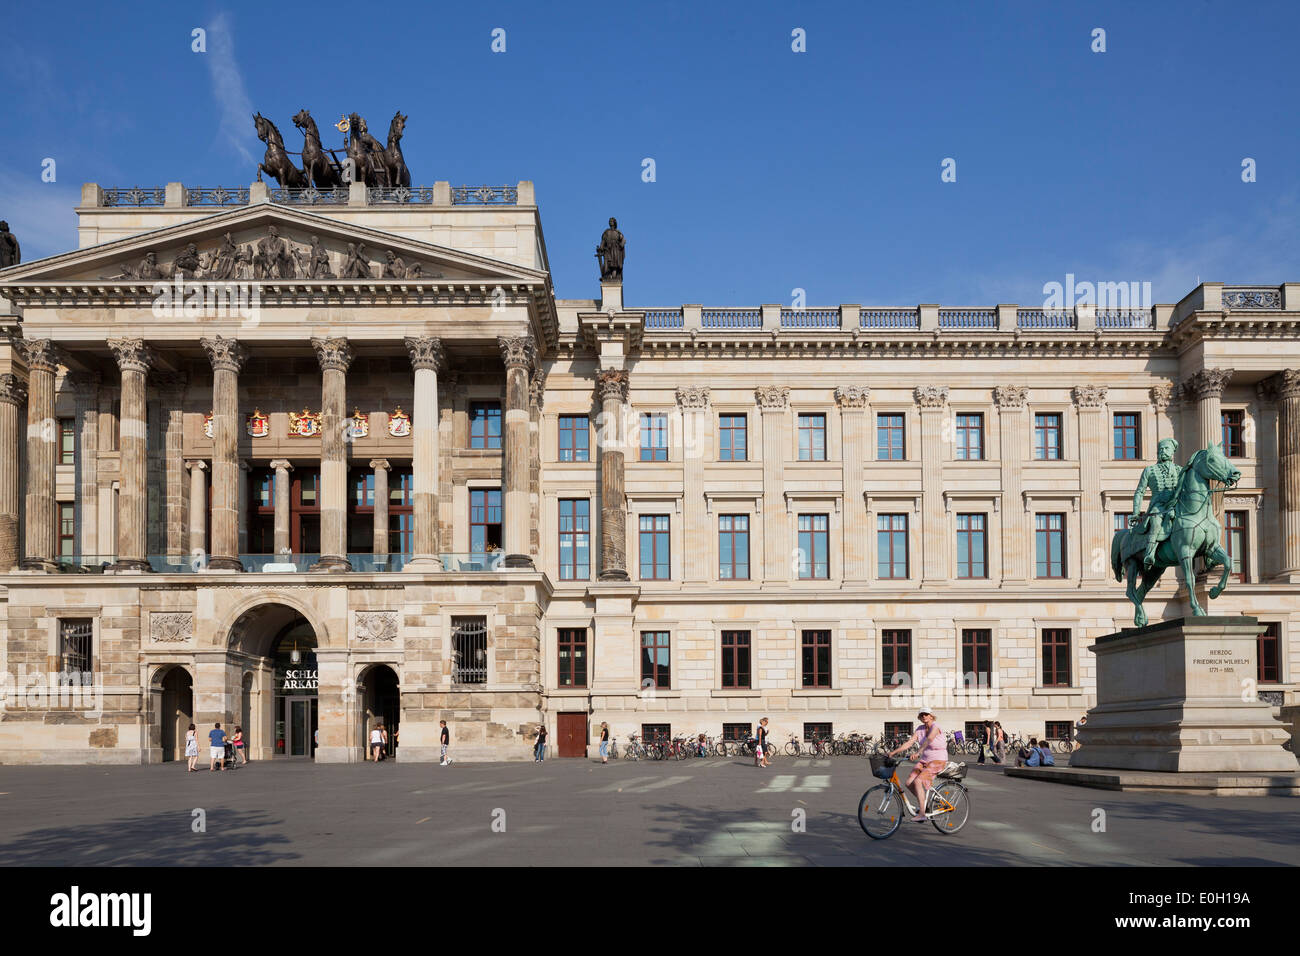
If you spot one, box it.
[342,242,372,279]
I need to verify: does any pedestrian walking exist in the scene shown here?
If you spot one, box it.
[440,720,451,765]
[977,720,991,764]
[534,724,548,761]
[992,721,1007,764]
[1075,714,1087,751]
[208,722,227,772]
[184,723,199,772]
[231,726,247,766]
[370,722,386,762]
[755,717,770,768]
[598,722,610,764]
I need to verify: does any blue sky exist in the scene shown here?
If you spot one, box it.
[2,0,1297,308]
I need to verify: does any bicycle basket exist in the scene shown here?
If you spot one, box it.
[937,761,967,781]
[869,755,897,779]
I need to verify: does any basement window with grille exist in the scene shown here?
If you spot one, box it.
[451,617,488,685]
[58,619,94,684]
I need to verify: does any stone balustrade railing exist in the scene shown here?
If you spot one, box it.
[88,181,531,208]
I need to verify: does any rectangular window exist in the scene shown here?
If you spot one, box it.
[558,499,591,580]
[876,513,908,579]
[642,723,671,743]
[1034,413,1062,460]
[58,619,93,679]
[470,489,503,554]
[956,513,987,579]
[59,502,75,558]
[797,513,829,579]
[1224,510,1248,583]
[885,721,914,740]
[877,413,905,460]
[803,722,833,741]
[1115,512,1130,533]
[722,722,752,742]
[469,401,502,450]
[451,616,488,684]
[389,469,414,557]
[638,514,670,579]
[718,514,750,580]
[1035,513,1067,578]
[59,418,76,465]
[1042,628,1072,687]
[963,721,986,742]
[955,413,984,460]
[641,631,671,689]
[1222,409,1246,458]
[1258,623,1280,684]
[881,629,912,686]
[1045,720,1073,741]
[1114,412,1140,460]
[557,628,588,688]
[721,630,751,689]
[961,628,992,687]
[558,415,590,462]
[719,414,748,461]
[801,629,831,688]
[797,413,827,461]
[640,413,668,461]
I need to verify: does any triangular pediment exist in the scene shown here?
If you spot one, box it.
[0,202,548,287]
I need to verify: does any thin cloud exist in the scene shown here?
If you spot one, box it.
[204,12,256,166]
[0,168,81,263]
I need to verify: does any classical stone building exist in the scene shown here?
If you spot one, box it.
[0,179,1296,763]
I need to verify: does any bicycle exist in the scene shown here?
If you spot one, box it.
[1049,736,1075,754]
[858,755,970,839]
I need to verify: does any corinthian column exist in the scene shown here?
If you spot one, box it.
[200,336,246,570]
[404,336,444,568]
[1274,370,1300,579]
[0,373,28,570]
[1185,367,1234,452]
[19,340,60,570]
[993,385,1027,582]
[498,335,534,569]
[312,337,352,571]
[108,338,154,570]
[186,459,207,561]
[597,368,629,580]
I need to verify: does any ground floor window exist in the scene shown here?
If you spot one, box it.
[963,721,986,741]
[884,721,913,739]
[1259,622,1280,683]
[452,617,488,684]
[1045,720,1072,741]
[642,723,671,743]
[803,722,832,741]
[557,628,587,688]
[58,618,93,679]
[722,722,752,742]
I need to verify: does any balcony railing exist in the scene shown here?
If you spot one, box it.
[450,184,518,205]
[272,186,350,205]
[46,552,511,574]
[780,308,839,329]
[440,551,507,572]
[701,308,762,329]
[939,308,997,329]
[644,309,684,330]
[1097,309,1154,329]
[860,308,920,329]
[1016,309,1075,330]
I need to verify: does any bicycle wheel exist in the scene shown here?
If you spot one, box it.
[1057,739,1074,754]
[623,745,637,761]
[929,782,970,834]
[858,785,904,840]
[674,743,688,760]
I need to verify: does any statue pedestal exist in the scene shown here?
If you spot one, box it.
[1072,617,1295,772]
[599,279,623,312]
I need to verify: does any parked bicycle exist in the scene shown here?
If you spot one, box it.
[858,755,970,839]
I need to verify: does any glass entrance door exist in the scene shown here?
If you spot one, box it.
[284,696,317,757]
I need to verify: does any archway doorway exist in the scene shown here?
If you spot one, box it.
[227,603,320,761]
[158,667,193,762]
[359,664,400,761]
[270,620,318,758]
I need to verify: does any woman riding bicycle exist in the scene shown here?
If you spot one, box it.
[888,709,947,823]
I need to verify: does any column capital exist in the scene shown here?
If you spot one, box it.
[597,368,629,403]
[1071,384,1107,408]
[834,385,870,409]
[913,384,948,409]
[1183,367,1234,401]
[992,385,1027,408]
[311,336,353,372]
[1270,370,1300,401]
[17,338,64,373]
[269,458,294,471]
[369,458,391,471]
[185,459,207,472]
[200,335,247,373]
[676,385,710,409]
[497,334,535,370]
[404,336,446,371]
[1149,383,1174,411]
[755,385,790,410]
[0,373,27,406]
[107,338,155,374]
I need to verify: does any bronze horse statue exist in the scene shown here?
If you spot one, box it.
[382,111,411,188]
[254,112,306,187]
[1111,441,1241,627]
[345,112,389,186]
[292,109,341,188]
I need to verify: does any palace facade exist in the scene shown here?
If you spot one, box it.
[0,179,1297,763]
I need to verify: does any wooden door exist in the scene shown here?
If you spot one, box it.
[556,713,587,758]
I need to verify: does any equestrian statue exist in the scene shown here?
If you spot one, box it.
[1111,438,1242,627]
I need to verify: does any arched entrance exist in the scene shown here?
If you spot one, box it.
[226,603,320,760]
[359,664,400,761]
[157,666,193,762]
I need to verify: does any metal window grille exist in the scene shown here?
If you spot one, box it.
[59,619,93,681]
[451,617,488,684]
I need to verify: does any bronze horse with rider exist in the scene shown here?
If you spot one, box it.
[255,109,411,189]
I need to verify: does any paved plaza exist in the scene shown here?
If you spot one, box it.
[0,756,1295,866]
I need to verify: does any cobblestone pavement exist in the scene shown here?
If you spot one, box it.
[0,757,1295,866]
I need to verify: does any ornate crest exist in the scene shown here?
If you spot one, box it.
[289,408,322,437]
[246,408,269,438]
[349,408,370,439]
[387,406,411,437]
[203,412,214,439]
